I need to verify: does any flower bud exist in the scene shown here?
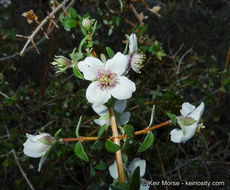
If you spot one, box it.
[82,18,92,31]
[51,55,72,73]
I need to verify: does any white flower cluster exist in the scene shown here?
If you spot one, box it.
[0,0,11,8]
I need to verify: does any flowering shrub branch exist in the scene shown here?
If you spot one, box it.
[18,4,206,189]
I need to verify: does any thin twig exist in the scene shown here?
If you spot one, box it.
[4,126,35,190]
[12,150,36,190]
[0,0,76,62]
[61,120,171,142]
[176,47,192,80]
[18,0,70,56]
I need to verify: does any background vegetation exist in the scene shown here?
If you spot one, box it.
[0,0,230,189]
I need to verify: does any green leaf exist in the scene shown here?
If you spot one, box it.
[124,125,134,138]
[147,105,155,128]
[156,50,166,60]
[69,8,77,19]
[78,35,88,53]
[106,47,114,58]
[76,116,82,138]
[91,21,97,36]
[69,52,83,62]
[177,119,186,135]
[180,117,196,126]
[167,113,177,125]
[128,166,140,190]
[95,162,107,171]
[74,141,89,162]
[81,26,88,36]
[118,126,125,136]
[98,112,109,120]
[177,117,196,135]
[105,139,120,152]
[98,124,108,138]
[73,65,85,80]
[119,0,124,12]
[63,17,76,28]
[138,131,154,152]
[86,41,94,49]
[108,27,113,36]
[90,163,95,176]
[100,53,107,63]
[38,138,52,145]
[110,185,126,190]
[54,128,62,138]
[59,13,65,23]
[122,153,128,164]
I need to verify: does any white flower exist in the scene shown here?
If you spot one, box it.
[109,158,149,190]
[170,102,205,143]
[23,133,55,171]
[92,100,130,126]
[128,34,145,73]
[78,52,136,105]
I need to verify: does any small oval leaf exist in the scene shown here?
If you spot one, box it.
[128,166,140,190]
[124,125,134,138]
[98,124,108,138]
[73,65,85,80]
[105,139,120,152]
[167,113,177,125]
[74,141,89,162]
[138,131,154,152]
[106,47,114,58]
[95,162,107,171]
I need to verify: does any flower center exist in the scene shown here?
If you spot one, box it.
[96,70,118,90]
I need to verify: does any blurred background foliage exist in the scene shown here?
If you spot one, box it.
[0,0,230,189]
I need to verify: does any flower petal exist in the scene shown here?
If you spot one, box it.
[119,112,130,125]
[109,76,136,100]
[94,118,110,126]
[26,133,50,142]
[109,160,118,179]
[78,57,104,81]
[86,81,111,105]
[128,158,146,177]
[129,33,138,54]
[170,129,184,143]
[92,104,108,116]
[189,102,205,121]
[114,100,127,113]
[105,52,128,76]
[23,140,48,158]
[170,123,198,143]
[180,102,195,117]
